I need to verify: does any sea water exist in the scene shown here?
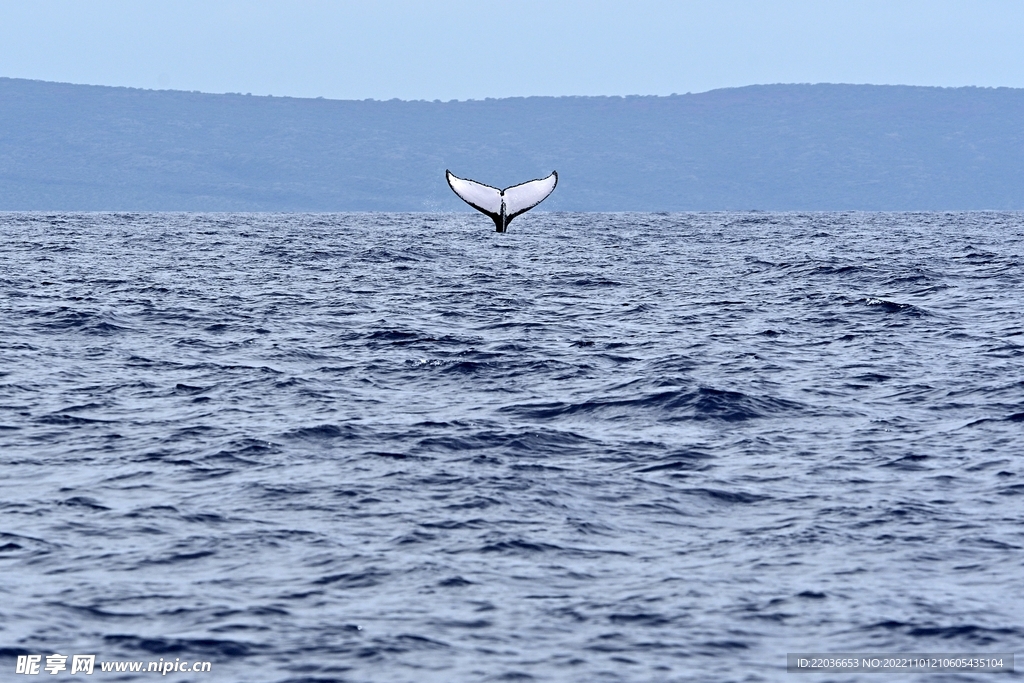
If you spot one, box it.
[1,211,1022,682]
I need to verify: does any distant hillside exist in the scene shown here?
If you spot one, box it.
[1,77,1023,211]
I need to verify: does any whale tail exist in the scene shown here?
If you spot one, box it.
[446,170,558,232]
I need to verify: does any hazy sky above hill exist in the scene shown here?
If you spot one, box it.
[1,0,1022,100]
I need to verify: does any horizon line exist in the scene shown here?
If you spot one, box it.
[3,76,1021,104]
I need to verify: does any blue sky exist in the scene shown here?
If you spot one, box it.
[1,0,1023,100]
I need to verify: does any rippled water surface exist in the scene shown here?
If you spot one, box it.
[2,212,1023,682]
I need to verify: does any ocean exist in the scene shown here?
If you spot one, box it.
[2,211,1022,682]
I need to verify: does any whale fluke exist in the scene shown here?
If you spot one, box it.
[446,170,558,232]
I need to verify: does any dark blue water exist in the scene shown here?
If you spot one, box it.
[2,211,1023,682]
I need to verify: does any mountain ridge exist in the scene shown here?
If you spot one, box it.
[1,77,1022,211]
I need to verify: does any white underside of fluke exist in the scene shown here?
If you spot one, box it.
[446,170,558,231]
